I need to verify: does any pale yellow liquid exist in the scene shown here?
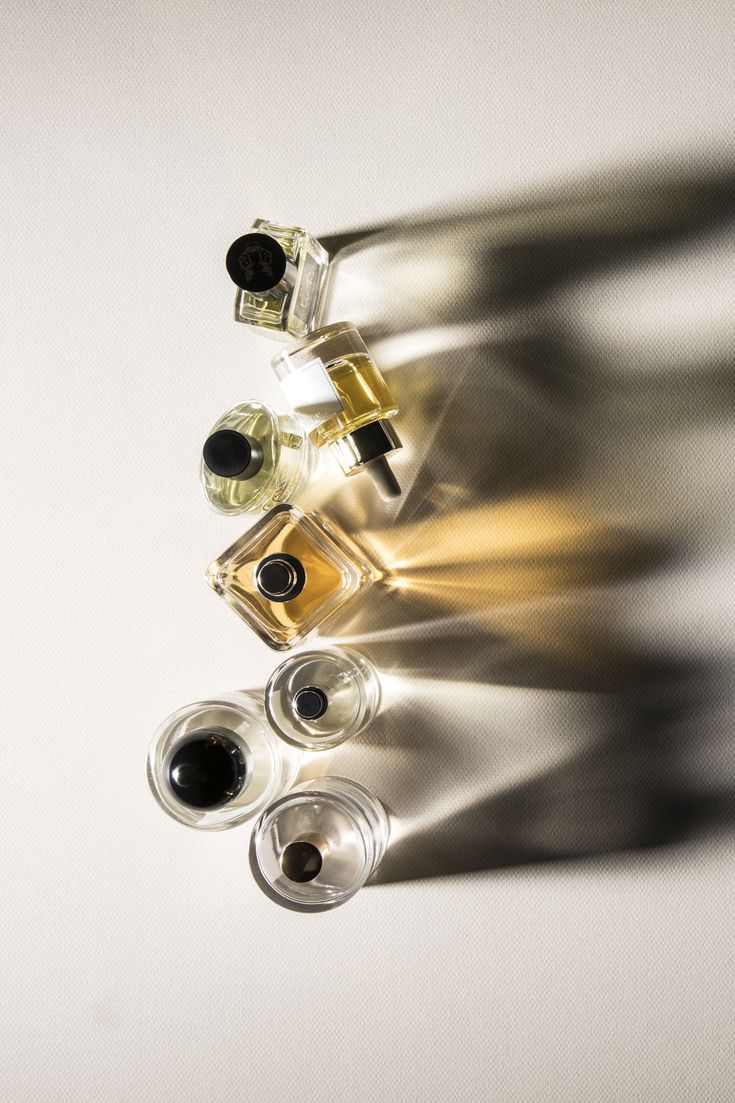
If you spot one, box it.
[201,403,309,515]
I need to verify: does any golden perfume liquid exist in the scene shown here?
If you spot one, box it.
[206,504,376,649]
[200,401,313,515]
[226,219,329,339]
[272,322,402,498]
[307,353,398,447]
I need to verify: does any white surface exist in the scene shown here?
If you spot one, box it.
[2,2,735,1101]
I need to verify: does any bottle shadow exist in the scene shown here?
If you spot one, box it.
[295,159,735,884]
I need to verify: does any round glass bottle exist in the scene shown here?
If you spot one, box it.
[200,401,313,515]
[265,647,380,750]
[147,693,300,830]
[250,777,389,910]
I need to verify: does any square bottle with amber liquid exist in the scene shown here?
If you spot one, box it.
[206,505,376,650]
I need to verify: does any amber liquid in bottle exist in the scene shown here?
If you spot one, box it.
[206,506,375,649]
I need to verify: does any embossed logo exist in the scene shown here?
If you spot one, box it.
[239,244,275,283]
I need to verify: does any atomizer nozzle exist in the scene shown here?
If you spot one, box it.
[329,419,403,500]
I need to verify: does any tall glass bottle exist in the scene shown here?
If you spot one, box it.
[200,401,314,515]
[272,322,403,499]
[226,219,329,338]
[250,777,389,910]
[206,504,376,650]
[147,693,299,830]
[264,646,380,750]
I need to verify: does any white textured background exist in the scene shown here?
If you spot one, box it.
[2,2,735,1101]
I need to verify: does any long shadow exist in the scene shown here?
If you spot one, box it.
[286,161,735,888]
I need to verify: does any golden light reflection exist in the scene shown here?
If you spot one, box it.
[336,492,657,670]
[365,493,646,602]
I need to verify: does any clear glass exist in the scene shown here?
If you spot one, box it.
[147,692,300,830]
[265,647,380,750]
[251,777,389,910]
[206,504,376,650]
[200,401,313,515]
[231,219,329,338]
[272,322,399,449]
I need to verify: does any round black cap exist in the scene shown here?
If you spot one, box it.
[226,233,287,293]
[281,840,323,883]
[255,553,306,603]
[203,429,256,478]
[293,686,329,721]
[168,729,247,810]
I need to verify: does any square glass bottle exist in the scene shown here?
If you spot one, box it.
[206,505,376,650]
[226,219,329,338]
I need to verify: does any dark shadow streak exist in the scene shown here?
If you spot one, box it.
[277,160,735,897]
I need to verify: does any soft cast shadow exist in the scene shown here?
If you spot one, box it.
[290,160,735,889]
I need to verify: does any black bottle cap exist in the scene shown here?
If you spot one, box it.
[293,686,329,721]
[168,729,247,810]
[255,553,306,603]
[226,232,287,293]
[281,840,323,883]
[202,429,264,480]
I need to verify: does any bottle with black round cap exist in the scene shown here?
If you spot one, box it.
[147,692,300,830]
[251,777,389,910]
[226,219,329,339]
[206,504,377,650]
[264,646,381,750]
[200,401,314,515]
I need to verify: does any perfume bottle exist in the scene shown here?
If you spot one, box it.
[147,693,300,829]
[265,646,380,750]
[206,504,375,650]
[226,219,329,339]
[272,322,403,499]
[200,401,314,515]
[250,777,389,910]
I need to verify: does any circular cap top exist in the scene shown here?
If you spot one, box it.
[255,553,306,603]
[226,233,287,293]
[293,686,329,721]
[281,840,323,883]
[168,729,247,810]
[202,429,253,478]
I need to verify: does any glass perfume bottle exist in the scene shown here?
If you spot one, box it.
[226,219,329,339]
[206,504,376,650]
[200,401,314,515]
[250,777,389,910]
[272,322,403,499]
[265,646,380,750]
[147,693,300,830]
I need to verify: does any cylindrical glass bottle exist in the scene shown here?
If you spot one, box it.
[250,777,389,910]
[147,693,300,830]
[200,401,313,515]
[264,647,380,750]
[271,322,402,498]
